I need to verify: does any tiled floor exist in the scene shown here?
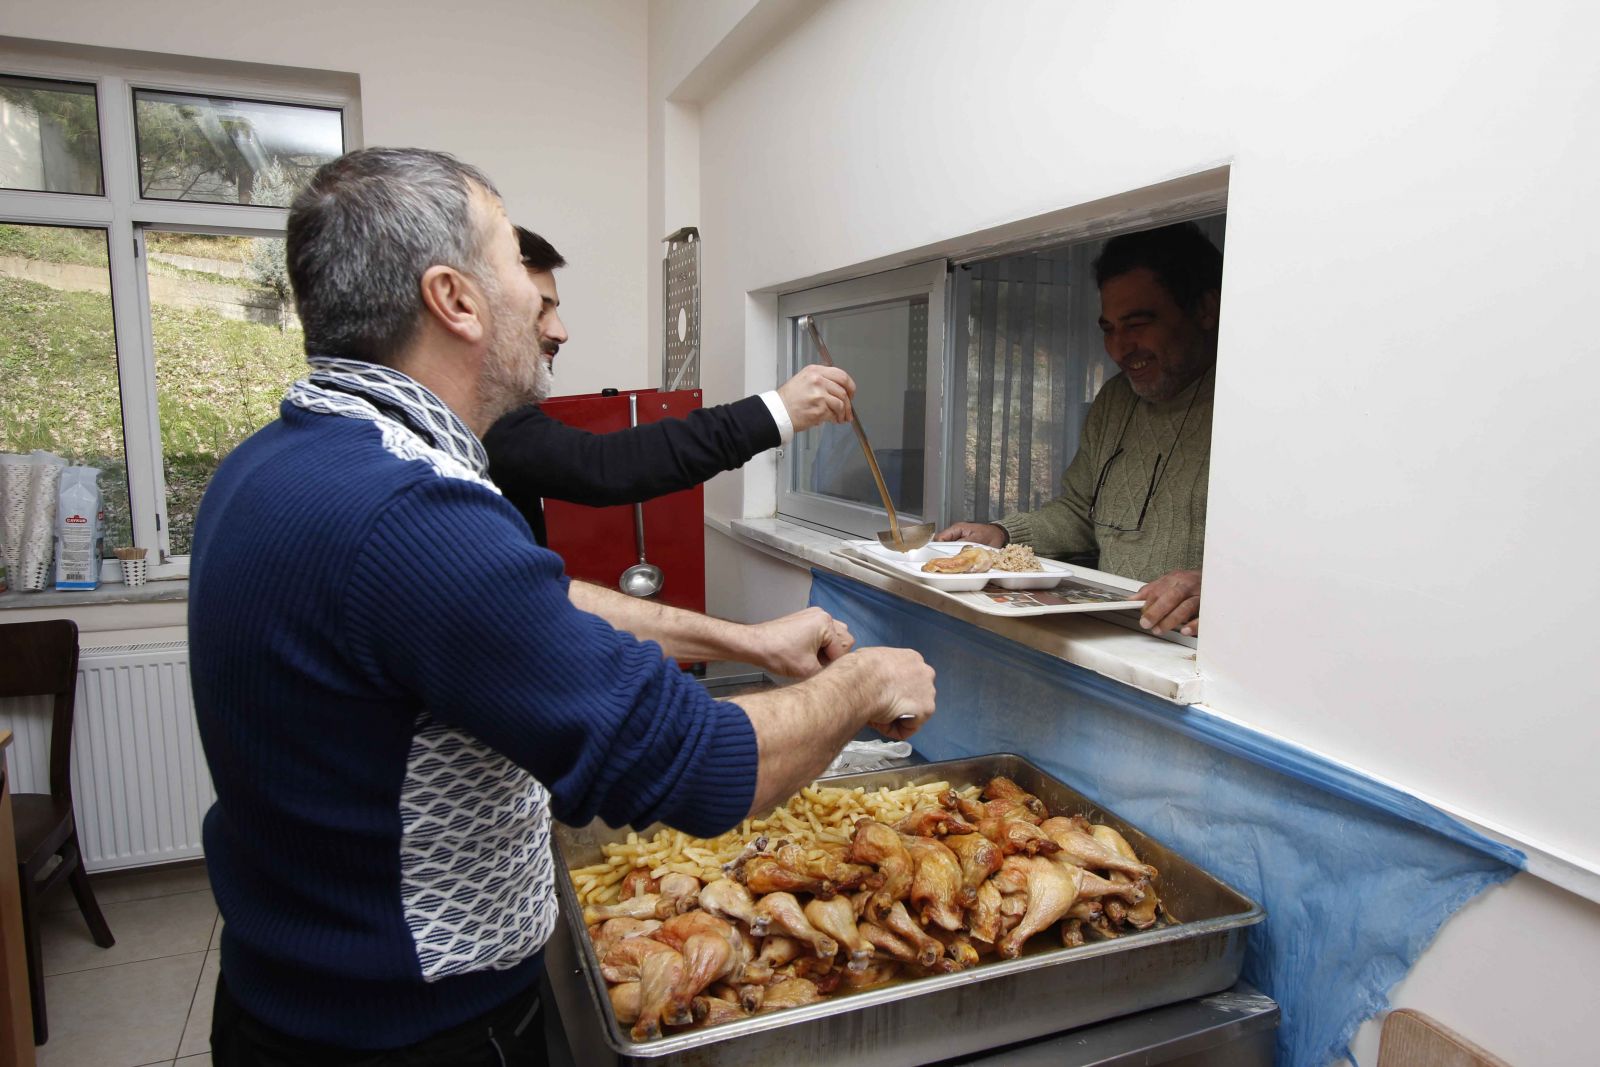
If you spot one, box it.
[34,860,217,1067]
[32,860,583,1067]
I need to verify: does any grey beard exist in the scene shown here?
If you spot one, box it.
[477,339,550,425]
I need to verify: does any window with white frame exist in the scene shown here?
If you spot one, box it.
[775,212,1227,571]
[0,44,354,578]
[776,262,948,538]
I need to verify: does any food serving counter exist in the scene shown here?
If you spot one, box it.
[542,753,1269,1066]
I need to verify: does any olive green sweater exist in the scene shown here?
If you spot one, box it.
[996,368,1212,583]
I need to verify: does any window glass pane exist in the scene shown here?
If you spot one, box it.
[0,223,131,555]
[134,90,342,206]
[0,75,103,195]
[792,297,928,515]
[145,230,304,554]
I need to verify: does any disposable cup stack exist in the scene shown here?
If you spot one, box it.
[17,452,65,591]
[1,453,34,581]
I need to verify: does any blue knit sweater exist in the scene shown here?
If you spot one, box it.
[188,362,758,1049]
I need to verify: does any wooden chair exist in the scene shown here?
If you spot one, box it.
[0,620,114,1044]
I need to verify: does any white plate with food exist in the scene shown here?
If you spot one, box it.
[844,540,1068,591]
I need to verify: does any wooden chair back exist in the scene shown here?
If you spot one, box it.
[0,621,80,803]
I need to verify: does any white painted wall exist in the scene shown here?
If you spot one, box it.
[650,0,1600,1060]
[661,0,1600,869]
[3,0,650,397]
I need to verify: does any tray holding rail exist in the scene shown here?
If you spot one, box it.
[547,753,1264,1067]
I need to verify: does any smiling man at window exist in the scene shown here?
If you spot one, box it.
[937,223,1222,636]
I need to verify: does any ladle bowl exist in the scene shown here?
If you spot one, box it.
[620,557,663,598]
[876,521,936,553]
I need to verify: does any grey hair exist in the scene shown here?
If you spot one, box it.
[286,147,501,364]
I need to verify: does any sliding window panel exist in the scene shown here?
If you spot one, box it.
[141,229,305,557]
[777,261,947,538]
[0,75,103,196]
[0,223,132,553]
[133,90,342,206]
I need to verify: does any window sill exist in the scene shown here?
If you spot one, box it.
[0,579,188,611]
[720,517,1205,705]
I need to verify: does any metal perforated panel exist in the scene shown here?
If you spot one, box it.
[662,227,700,390]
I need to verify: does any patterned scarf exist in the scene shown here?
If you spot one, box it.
[289,355,489,478]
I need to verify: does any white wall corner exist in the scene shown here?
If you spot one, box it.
[740,291,781,520]
[646,98,703,381]
[650,0,823,106]
[648,0,814,393]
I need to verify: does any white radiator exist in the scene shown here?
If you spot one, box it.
[0,641,214,871]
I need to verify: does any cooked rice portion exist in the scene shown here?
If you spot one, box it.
[992,544,1044,572]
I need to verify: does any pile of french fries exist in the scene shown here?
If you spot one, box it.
[570,779,966,907]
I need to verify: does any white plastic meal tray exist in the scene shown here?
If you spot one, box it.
[843,540,1069,591]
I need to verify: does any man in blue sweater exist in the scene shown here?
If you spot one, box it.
[189,147,936,1066]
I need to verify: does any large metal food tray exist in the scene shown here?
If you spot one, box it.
[547,753,1264,1067]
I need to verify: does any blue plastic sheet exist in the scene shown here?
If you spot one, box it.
[809,570,1517,1067]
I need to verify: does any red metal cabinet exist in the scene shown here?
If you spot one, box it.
[539,388,706,616]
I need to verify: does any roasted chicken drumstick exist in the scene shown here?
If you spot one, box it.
[921,545,997,574]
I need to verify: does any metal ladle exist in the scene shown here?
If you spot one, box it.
[802,317,935,553]
[619,393,665,597]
